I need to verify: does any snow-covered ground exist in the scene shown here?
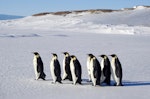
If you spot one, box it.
[0,6,150,99]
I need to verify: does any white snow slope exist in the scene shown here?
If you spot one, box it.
[0,6,150,99]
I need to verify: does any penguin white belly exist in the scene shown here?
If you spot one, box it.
[100,59,106,83]
[87,57,91,81]
[90,60,96,86]
[50,59,56,82]
[111,59,120,85]
[70,60,77,84]
[33,56,40,80]
[62,58,67,80]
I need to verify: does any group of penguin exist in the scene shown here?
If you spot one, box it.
[33,52,123,86]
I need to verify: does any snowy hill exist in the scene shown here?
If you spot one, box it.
[0,6,150,99]
[0,14,24,20]
[0,6,150,35]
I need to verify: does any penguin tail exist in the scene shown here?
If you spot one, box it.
[104,78,111,85]
[96,81,100,86]
[77,78,82,84]
[68,75,73,81]
[56,77,62,83]
[40,72,46,80]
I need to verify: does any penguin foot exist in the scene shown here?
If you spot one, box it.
[42,78,46,80]
[77,82,82,85]
[62,77,67,81]
[72,83,76,85]
[51,82,56,84]
[92,84,96,86]
[114,83,123,86]
[58,81,62,84]
[118,84,123,86]
[35,78,39,80]
[113,83,117,86]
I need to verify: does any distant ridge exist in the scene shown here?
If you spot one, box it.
[33,9,116,16]
[32,5,150,16]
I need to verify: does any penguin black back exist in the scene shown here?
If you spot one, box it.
[93,56,101,85]
[64,53,71,76]
[73,56,82,83]
[115,57,122,79]
[53,53,62,83]
[70,55,82,84]
[33,52,46,80]
[100,55,111,85]
[37,56,43,73]
[62,52,72,81]
[111,54,122,78]
[110,54,123,86]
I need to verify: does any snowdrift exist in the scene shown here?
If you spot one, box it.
[0,6,150,35]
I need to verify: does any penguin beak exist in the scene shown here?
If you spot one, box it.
[32,52,36,54]
[62,52,65,54]
[87,54,92,56]
[51,53,55,55]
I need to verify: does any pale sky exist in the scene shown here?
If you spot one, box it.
[0,0,150,16]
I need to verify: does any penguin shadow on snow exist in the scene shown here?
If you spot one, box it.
[33,78,53,82]
[123,81,150,87]
[81,79,93,86]
[100,80,150,87]
[40,79,64,84]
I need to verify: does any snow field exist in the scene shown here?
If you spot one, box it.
[0,6,150,99]
[0,32,150,99]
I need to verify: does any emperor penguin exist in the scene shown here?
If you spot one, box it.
[70,55,82,85]
[90,54,101,86]
[110,54,123,86]
[62,52,72,81]
[87,54,94,82]
[99,55,111,85]
[33,52,46,80]
[50,53,62,83]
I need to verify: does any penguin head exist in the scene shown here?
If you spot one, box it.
[87,54,94,58]
[63,52,69,57]
[52,53,58,58]
[70,55,77,60]
[33,52,40,57]
[33,52,39,55]
[110,54,117,58]
[52,53,57,57]
[100,54,108,59]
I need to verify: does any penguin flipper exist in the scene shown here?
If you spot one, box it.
[54,60,61,77]
[115,59,122,78]
[56,78,62,83]
[37,57,44,73]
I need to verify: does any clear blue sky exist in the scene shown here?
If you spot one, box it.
[0,0,150,16]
